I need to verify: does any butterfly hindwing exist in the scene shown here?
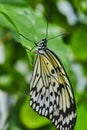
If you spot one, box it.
[30,46,76,130]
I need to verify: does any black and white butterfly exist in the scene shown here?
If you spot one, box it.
[20,23,77,130]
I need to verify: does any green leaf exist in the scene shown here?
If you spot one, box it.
[0,0,27,6]
[75,103,87,130]
[70,25,87,61]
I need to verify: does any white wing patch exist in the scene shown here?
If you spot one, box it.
[30,49,76,130]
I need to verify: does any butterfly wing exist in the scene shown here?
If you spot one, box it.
[30,49,76,130]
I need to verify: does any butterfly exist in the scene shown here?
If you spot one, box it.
[20,22,76,130]
[29,36,77,130]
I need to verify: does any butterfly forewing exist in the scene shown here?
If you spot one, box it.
[30,41,76,130]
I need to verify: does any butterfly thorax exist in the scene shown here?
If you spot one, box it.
[37,38,47,54]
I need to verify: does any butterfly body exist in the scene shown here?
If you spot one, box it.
[30,38,77,130]
[36,38,47,53]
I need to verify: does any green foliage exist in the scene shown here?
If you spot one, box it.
[0,0,87,130]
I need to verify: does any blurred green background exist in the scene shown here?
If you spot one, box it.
[0,0,87,130]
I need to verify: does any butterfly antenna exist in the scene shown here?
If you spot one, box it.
[23,45,36,52]
[20,33,37,46]
[45,17,49,39]
[47,33,67,41]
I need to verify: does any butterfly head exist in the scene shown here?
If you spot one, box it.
[37,38,47,51]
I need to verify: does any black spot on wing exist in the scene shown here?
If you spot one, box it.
[53,82,56,86]
[51,69,55,74]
